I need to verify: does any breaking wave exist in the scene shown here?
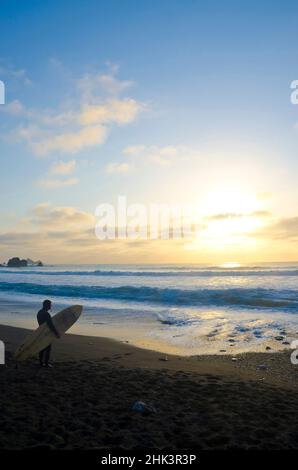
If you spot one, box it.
[0,281,297,311]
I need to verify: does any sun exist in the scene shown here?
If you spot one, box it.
[188,185,267,250]
[219,261,242,268]
[199,186,259,216]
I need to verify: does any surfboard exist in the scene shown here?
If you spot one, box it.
[14,305,83,361]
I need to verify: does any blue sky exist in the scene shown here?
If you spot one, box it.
[0,0,298,263]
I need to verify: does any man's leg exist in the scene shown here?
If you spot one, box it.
[44,344,52,366]
[39,349,44,366]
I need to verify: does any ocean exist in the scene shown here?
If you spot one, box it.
[0,263,297,355]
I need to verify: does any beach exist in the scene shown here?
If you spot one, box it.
[1,323,298,450]
[1,264,298,450]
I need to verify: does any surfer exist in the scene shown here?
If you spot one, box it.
[37,299,60,367]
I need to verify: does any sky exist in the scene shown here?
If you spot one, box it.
[0,0,298,264]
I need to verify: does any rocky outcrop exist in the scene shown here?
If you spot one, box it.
[5,257,44,267]
[27,258,43,267]
[7,257,28,267]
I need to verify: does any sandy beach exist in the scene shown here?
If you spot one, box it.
[1,323,298,450]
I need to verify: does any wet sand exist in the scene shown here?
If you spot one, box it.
[1,323,298,450]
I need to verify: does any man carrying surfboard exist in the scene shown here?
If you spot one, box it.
[14,304,82,363]
[37,300,60,367]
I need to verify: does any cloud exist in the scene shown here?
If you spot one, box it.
[0,203,190,263]
[0,203,129,262]
[50,160,76,176]
[254,216,298,240]
[0,232,42,244]
[251,210,271,218]
[79,99,141,126]
[6,67,143,156]
[0,61,32,85]
[38,177,79,189]
[105,162,133,174]
[0,99,26,116]
[37,160,78,189]
[126,144,190,163]
[205,211,271,221]
[107,145,193,172]
[123,145,146,155]
[31,124,108,156]
[30,203,95,229]
[77,66,134,97]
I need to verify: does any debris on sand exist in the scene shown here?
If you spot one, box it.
[132,401,157,415]
[160,356,169,362]
[257,364,268,370]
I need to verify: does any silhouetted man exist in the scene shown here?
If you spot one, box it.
[37,299,59,367]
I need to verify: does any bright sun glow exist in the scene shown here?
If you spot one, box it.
[199,186,259,216]
[219,261,241,268]
[187,185,267,251]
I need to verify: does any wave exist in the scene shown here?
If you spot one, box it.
[0,269,298,277]
[0,281,297,311]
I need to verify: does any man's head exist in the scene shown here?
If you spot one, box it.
[43,299,52,311]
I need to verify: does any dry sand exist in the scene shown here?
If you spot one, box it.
[1,323,298,450]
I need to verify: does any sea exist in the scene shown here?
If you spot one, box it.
[0,262,297,355]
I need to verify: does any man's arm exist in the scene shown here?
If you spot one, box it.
[45,313,60,338]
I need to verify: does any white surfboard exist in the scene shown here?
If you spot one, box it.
[14,305,83,361]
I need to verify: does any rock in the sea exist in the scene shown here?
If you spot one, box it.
[282,341,290,345]
[27,258,43,266]
[274,336,284,341]
[265,346,272,350]
[7,257,27,267]
[6,257,43,267]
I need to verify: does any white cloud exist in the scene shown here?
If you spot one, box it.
[31,124,108,156]
[30,203,94,228]
[50,160,76,176]
[0,62,32,85]
[123,145,146,155]
[7,67,143,156]
[107,144,193,172]
[38,177,79,189]
[122,145,186,164]
[0,99,26,116]
[105,162,132,174]
[77,66,134,97]
[38,160,78,189]
[79,99,141,126]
